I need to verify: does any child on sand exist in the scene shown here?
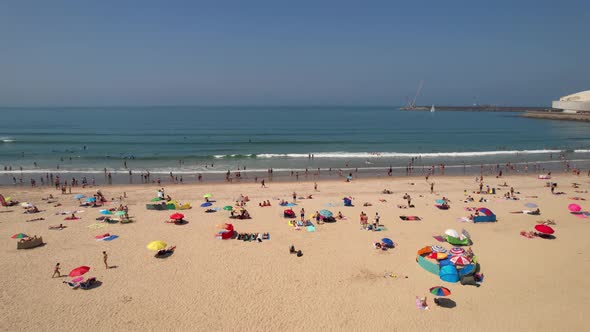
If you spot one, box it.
[52,263,61,278]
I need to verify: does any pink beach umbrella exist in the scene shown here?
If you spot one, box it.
[568,204,582,213]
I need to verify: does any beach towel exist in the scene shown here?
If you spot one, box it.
[102,235,119,241]
[399,216,421,221]
[457,217,472,223]
[306,225,316,232]
[88,223,107,229]
[433,235,445,242]
[95,233,110,239]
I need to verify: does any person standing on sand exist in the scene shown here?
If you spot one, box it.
[103,251,108,269]
[52,263,61,278]
[261,179,266,188]
[430,182,434,194]
[292,192,297,203]
[314,182,318,191]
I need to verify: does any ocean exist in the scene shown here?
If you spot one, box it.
[1,106,590,185]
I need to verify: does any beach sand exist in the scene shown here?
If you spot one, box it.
[1,174,589,331]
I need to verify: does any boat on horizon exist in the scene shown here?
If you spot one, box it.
[430,105,435,113]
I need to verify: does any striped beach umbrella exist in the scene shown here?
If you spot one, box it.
[429,286,451,296]
[449,247,465,255]
[450,255,471,265]
[11,233,28,239]
[431,245,447,253]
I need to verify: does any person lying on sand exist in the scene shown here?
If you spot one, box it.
[156,246,176,256]
[382,189,393,194]
[24,206,40,213]
[26,217,45,222]
[520,231,537,238]
[537,219,556,225]
[337,211,344,220]
[49,224,66,229]
[363,202,372,207]
[511,208,540,215]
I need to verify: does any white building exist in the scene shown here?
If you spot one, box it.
[552,90,590,113]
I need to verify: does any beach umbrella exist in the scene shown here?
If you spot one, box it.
[319,209,333,218]
[100,209,112,215]
[431,245,447,253]
[203,194,213,198]
[20,202,33,208]
[68,266,90,277]
[200,202,212,207]
[444,229,459,238]
[450,255,471,265]
[568,204,582,212]
[11,233,28,239]
[449,247,465,255]
[381,238,394,248]
[436,199,446,204]
[346,175,352,180]
[114,211,126,216]
[428,252,448,260]
[170,213,184,220]
[147,240,167,251]
[74,194,86,200]
[535,224,555,235]
[524,203,538,208]
[429,286,451,297]
[223,205,233,211]
[86,197,96,203]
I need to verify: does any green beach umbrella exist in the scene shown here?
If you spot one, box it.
[223,205,233,211]
[115,211,126,216]
[203,194,213,198]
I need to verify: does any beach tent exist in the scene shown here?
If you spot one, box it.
[417,255,440,275]
[458,264,475,277]
[439,265,459,283]
[284,209,296,218]
[445,235,471,246]
[343,197,353,207]
[473,208,496,223]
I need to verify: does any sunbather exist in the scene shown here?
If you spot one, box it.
[156,246,176,256]
[49,224,66,230]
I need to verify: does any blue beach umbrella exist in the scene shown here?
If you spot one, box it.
[381,238,394,248]
[435,199,446,204]
[319,209,333,218]
[201,202,212,207]
[86,197,96,203]
[74,194,86,200]
[100,210,112,215]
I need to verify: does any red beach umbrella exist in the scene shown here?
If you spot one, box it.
[170,213,184,220]
[535,224,555,235]
[68,266,90,277]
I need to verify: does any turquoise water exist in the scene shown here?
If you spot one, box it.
[1,106,590,183]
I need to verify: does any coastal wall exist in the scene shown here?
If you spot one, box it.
[400,106,551,112]
[523,111,590,122]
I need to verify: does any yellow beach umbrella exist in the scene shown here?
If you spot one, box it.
[146,240,167,251]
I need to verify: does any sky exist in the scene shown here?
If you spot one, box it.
[0,0,589,107]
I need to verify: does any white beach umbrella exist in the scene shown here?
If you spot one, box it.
[444,229,459,238]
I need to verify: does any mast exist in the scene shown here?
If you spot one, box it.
[411,80,424,109]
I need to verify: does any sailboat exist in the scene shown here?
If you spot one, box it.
[430,105,435,113]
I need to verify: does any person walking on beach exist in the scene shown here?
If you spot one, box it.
[261,179,266,188]
[103,251,109,269]
[52,263,61,278]
[374,213,380,231]
[300,208,305,222]
[430,183,434,194]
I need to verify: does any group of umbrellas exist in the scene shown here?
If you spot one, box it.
[430,245,472,265]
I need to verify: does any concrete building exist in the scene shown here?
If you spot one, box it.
[552,90,590,113]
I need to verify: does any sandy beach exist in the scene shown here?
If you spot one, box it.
[1,173,589,331]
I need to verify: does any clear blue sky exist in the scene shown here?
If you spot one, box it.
[1,0,588,106]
